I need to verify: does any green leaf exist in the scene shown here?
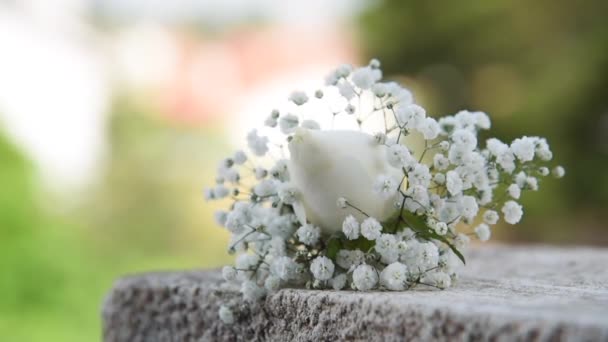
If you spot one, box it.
[326,238,342,260]
[402,211,466,265]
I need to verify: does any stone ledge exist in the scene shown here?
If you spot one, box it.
[102,245,608,341]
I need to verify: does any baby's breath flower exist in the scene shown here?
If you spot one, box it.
[502,201,523,224]
[240,281,265,302]
[345,103,356,115]
[380,262,408,291]
[330,273,348,290]
[351,66,381,90]
[247,129,269,156]
[207,60,562,310]
[342,215,360,240]
[338,82,356,100]
[511,136,536,162]
[454,233,471,249]
[336,197,347,209]
[435,221,448,236]
[361,217,382,240]
[373,174,398,199]
[222,266,237,282]
[310,256,335,281]
[474,224,491,241]
[508,184,521,199]
[388,144,414,168]
[265,276,281,292]
[352,264,378,291]
[296,224,320,246]
[277,183,298,204]
[289,91,309,105]
[233,150,247,165]
[483,210,499,225]
[446,170,463,196]
[553,166,565,178]
[279,114,299,134]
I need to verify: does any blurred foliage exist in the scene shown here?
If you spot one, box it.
[0,99,232,341]
[359,0,608,244]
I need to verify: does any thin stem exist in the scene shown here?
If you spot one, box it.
[345,200,370,217]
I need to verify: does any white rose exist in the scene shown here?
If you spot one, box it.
[288,128,402,233]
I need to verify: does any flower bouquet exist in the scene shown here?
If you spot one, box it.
[204,60,564,324]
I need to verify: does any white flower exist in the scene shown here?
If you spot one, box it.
[385,82,413,105]
[474,224,491,241]
[336,249,365,269]
[508,184,521,199]
[222,266,237,282]
[233,150,247,165]
[422,271,451,289]
[214,185,229,199]
[219,306,235,324]
[502,200,523,224]
[433,154,449,171]
[352,264,378,291]
[240,281,265,302]
[264,275,281,292]
[474,111,491,129]
[401,240,439,271]
[387,144,414,168]
[265,116,278,127]
[446,170,463,196]
[395,104,426,129]
[552,166,565,178]
[296,224,320,245]
[342,215,360,240]
[380,262,408,291]
[254,179,277,197]
[214,211,228,226]
[288,128,400,233]
[270,256,299,281]
[454,233,471,249]
[435,221,448,235]
[510,137,536,162]
[310,256,335,281]
[351,66,382,89]
[483,210,499,225]
[278,183,299,204]
[330,274,348,290]
[417,117,440,140]
[375,234,399,263]
[336,197,347,209]
[254,167,267,180]
[451,129,477,150]
[361,217,382,240]
[289,91,309,105]
[338,82,356,100]
[247,130,269,156]
[408,164,431,188]
[373,174,399,200]
[459,195,479,221]
[345,103,356,115]
[279,114,299,134]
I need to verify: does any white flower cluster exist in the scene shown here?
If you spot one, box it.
[205,60,564,323]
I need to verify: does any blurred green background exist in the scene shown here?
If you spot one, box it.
[0,0,606,340]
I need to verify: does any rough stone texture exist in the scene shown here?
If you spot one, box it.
[102,245,608,341]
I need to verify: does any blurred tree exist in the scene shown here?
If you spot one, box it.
[359,0,608,244]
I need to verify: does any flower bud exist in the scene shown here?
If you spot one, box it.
[288,128,402,233]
